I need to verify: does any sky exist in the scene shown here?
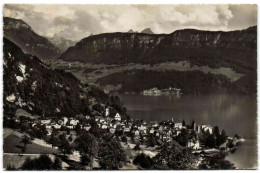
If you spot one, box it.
[3,4,257,41]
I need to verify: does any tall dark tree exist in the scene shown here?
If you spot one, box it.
[153,142,197,169]
[205,134,216,148]
[74,132,98,167]
[182,120,186,127]
[133,153,153,169]
[53,157,62,170]
[58,133,73,156]
[191,119,195,129]
[20,135,31,154]
[219,129,228,145]
[98,135,126,169]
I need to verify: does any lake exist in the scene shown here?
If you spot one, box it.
[116,93,257,169]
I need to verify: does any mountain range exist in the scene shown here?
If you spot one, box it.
[3,17,257,94]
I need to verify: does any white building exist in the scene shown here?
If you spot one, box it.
[110,128,116,134]
[101,124,108,129]
[53,124,61,129]
[174,123,183,129]
[105,108,109,117]
[115,113,121,121]
[135,130,140,136]
[41,119,51,125]
[84,125,91,131]
[70,119,79,126]
[63,117,68,125]
[201,125,213,134]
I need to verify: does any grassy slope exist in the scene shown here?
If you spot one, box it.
[3,134,57,154]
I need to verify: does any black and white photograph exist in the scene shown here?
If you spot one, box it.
[1,1,258,170]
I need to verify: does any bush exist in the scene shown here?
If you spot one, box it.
[21,155,54,170]
[133,153,153,169]
[121,135,127,143]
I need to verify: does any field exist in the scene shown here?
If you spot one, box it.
[4,134,57,154]
[3,154,40,169]
[3,128,59,170]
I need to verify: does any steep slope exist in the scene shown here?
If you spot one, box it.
[47,34,76,53]
[3,17,61,60]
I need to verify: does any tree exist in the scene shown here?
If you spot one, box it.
[133,153,153,169]
[219,130,227,145]
[121,135,127,143]
[176,128,189,147]
[205,134,216,148]
[58,134,73,156]
[21,155,54,170]
[20,135,31,154]
[74,132,98,167]
[98,136,126,169]
[134,143,141,151]
[153,142,197,169]
[53,157,62,170]
[182,120,186,127]
[68,134,73,142]
[146,134,157,147]
[75,123,81,135]
[191,119,195,129]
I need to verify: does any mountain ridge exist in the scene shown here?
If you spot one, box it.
[4,17,61,60]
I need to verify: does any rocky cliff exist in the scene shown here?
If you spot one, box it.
[4,17,61,60]
[60,26,256,73]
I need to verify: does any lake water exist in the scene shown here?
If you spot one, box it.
[116,93,257,169]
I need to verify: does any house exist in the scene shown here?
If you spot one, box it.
[134,130,140,136]
[70,119,79,126]
[84,124,91,131]
[174,123,183,129]
[201,125,213,134]
[150,128,155,134]
[188,139,201,150]
[110,128,116,134]
[67,125,73,129]
[53,124,61,129]
[99,118,105,123]
[46,125,52,129]
[63,117,68,125]
[138,124,147,131]
[101,124,108,129]
[41,119,51,125]
[58,119,64,125]
[115,113,121,121]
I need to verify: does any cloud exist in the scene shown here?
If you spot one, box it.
[3,4,257,41]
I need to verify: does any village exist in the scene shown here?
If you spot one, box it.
[11,106,239,153]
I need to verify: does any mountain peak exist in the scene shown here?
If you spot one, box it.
[141,28,154,34]
[128,29,134,33]
[4,17,32,31]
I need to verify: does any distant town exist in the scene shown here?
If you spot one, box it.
[142,87,181,95]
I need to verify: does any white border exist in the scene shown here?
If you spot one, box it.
[0,1,258,173]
